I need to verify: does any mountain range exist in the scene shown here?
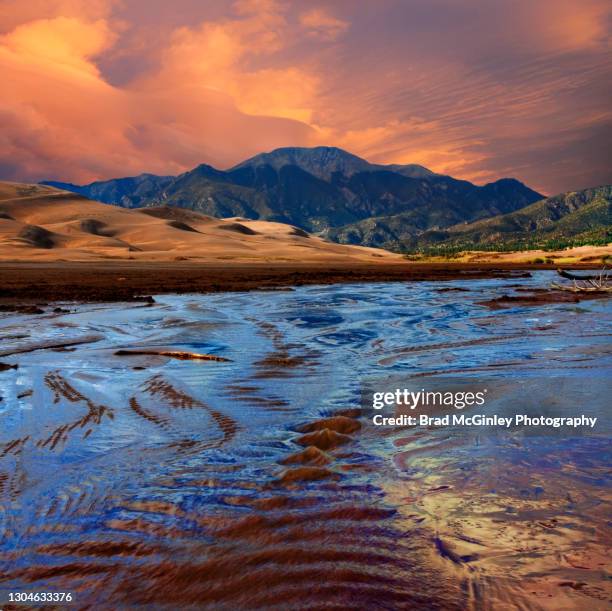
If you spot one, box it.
[409,185,611,253]
[43,147,546,249]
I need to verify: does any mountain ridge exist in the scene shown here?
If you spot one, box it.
[41,146,544,248]
[230,146,436,181]
[408,184,611,252]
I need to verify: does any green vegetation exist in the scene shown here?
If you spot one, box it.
[408,232,610,257]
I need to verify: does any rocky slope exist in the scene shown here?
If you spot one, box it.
[409,185,611,253]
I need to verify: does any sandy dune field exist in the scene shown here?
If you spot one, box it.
[0,182,400,263]
[453,246,610,265]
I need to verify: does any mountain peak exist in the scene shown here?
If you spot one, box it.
[231,146,372,181]
[481,177,545,200]
[231,146,439,181]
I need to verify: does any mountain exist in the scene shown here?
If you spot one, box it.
[42,146,543,246]
[324,176,544,248]
[408,185,611,253]
[45,173,173,208]
[230,146,435,181]
[231,146,374,181]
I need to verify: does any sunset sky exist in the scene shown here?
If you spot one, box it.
[2,0,610,194]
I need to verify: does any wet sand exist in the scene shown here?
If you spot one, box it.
[0,260,592,303]
[0,274,610,608]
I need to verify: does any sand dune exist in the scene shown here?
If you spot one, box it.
[410,245,611,265]
[0,182,401,263]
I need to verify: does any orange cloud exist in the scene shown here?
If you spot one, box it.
[144,9,318,123]
[0,0,118,32]
[1,0,610,194]
[0,16,128,179]
[2,16,115,75]
[1,4,317,181]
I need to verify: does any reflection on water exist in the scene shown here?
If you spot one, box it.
[0,272,610,609]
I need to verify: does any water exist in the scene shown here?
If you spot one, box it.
[0,272,610,609]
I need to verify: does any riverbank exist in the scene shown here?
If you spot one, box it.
[0,260,604,303]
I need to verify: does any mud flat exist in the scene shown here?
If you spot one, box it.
[0,260,568,303]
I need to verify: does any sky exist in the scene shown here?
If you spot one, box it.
[1,0,611,195]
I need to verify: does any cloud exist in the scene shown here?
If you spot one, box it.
[143,10,318,122]
[0,0,118,32]
[232,0,285,16]
[1,0,610,193]
[300,8,349,41]
[2,16,115,73]
[0,16,129,181]
[0,4,317,182]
